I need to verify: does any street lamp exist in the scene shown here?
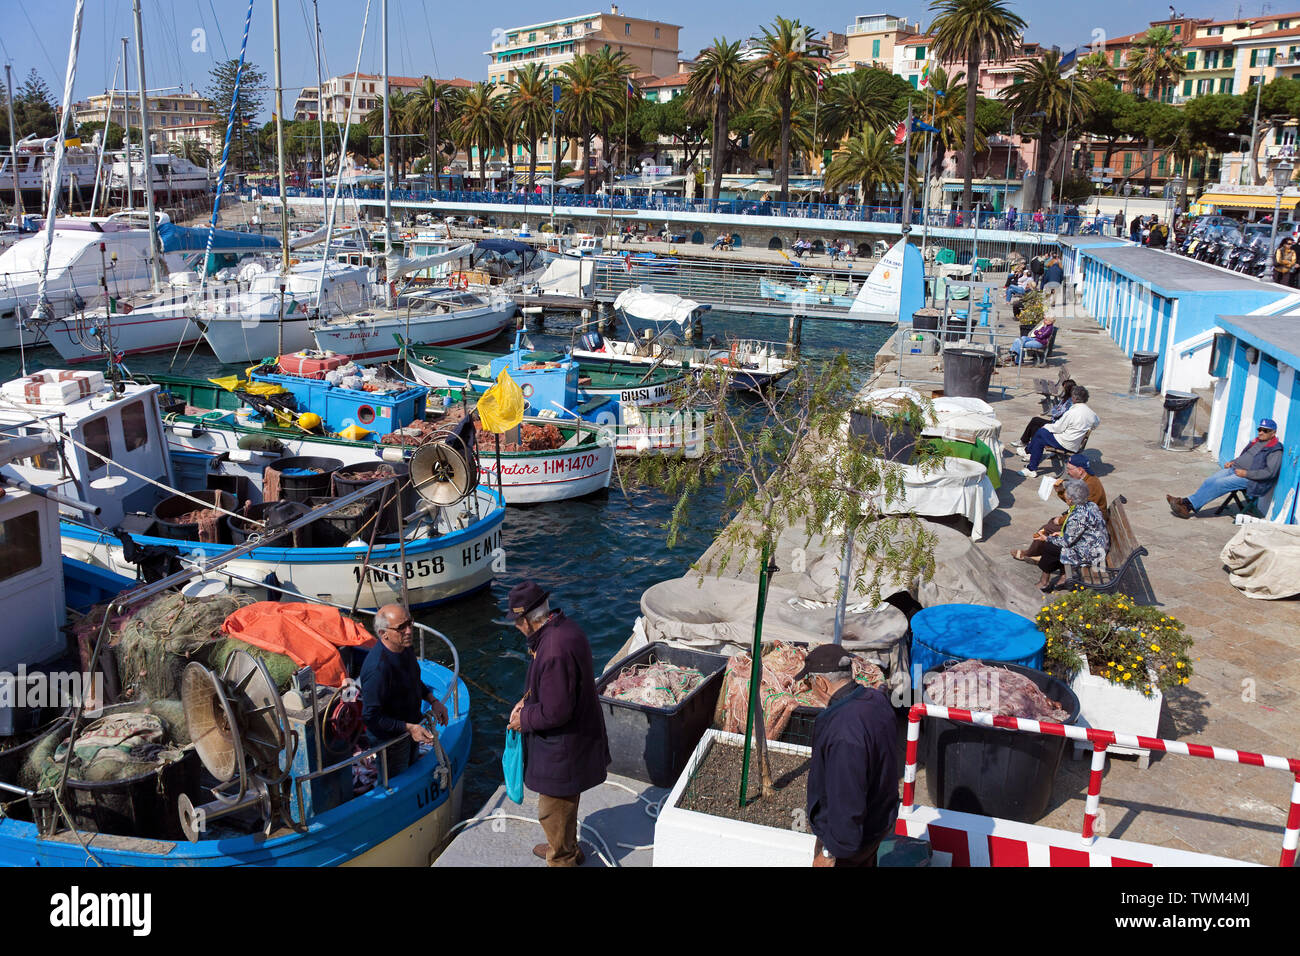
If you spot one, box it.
[1269,157,1294,276]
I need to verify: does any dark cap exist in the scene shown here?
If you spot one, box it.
[794,644,855,682]
[1067,453,1091,473]
[506,580,549,621]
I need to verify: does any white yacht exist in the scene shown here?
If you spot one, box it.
[0,134,100,203]
[107,151,211,202]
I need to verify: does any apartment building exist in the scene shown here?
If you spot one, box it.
[300,73,472,126]
[830,13,922,75]
[74,89,217,132]
[485,6,681,87]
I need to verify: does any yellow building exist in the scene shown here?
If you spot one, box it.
[74,89,216,133]
[831,13,922,75]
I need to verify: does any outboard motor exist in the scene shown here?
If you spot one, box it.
[580,330,604,352]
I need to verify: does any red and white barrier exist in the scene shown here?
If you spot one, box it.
[903,703,1300,867]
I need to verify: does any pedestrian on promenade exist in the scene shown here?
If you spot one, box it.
[1012,378,1076,445]
[1033,478,1109,592]
[1274,237,1298,287]
[1011,454,1107,562]
[1017,386,1099,476]
[800,645,898,867]
[506,580,610,866]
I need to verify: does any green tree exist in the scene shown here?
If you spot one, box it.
[168,137,212,169]
[453,82,504,191]
[408,78,462,190]
[591,46,639,186]
[921,67,983,178]
[687,38,757,202]
[927,0,1027,213]
[1076,50,1120,85]
[825,127,914,205]
[999,51,1096,210]
[1181,92,1247,185]
[206,59,266,169]
[1079,80,1139,176]
[557,53,621,194]
[745,101,814,169]
[820,68,905,157]
[1116,99,1184,196]
[75,120,131,151]
[751,16,820,202]
[502,65,552,192]
[1125,26,1186,196]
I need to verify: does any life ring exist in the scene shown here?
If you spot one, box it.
[457,273,469,291]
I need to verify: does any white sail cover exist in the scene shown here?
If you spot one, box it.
[387,243,475,281]
[614,286,705,326]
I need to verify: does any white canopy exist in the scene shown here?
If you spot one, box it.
[614,286,707,326]
[387,242,475,281]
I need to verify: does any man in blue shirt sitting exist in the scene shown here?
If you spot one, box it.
[1168,418,1284,518]
[359,604,448,778]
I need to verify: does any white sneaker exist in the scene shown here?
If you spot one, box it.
[1018,468,1038,478]
[1016,447,1031,460]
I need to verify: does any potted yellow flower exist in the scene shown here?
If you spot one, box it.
[1035,592,1193,767]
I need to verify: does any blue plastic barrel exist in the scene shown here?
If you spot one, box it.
[909,604,1045,683]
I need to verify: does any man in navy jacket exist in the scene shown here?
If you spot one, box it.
[1168,418,1284,517]
[507,581,610,866]
[800,645,899,867]
[359,604,448,778]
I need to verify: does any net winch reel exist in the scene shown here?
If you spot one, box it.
[177,649,296,842]
[409,426,478,512]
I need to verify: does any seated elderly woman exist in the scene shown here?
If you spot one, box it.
[1031,477,1110,592]
[1006,315,1054,366]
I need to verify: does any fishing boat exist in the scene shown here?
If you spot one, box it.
[759,274,859,308]
[404,336,688,409]
[570,330,798,393]
[0,431,471,866]
[135,359,616,505]
[0,369,504,609]
[613,286,708,341]
[0,134,100,204]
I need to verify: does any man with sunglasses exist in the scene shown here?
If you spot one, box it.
[1167,418,1283,518]
[359,604,449,777]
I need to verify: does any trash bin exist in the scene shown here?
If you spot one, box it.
[912,307,941,334]
[922,660,1080,823]
[941,312,973,342]
[1130,351,1159,395]
[942,348,996,401]
[1161,391,1199,450]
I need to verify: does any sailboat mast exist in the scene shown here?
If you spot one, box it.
[131,0,162,285]
[4,64,21,217]
[121,36,133,210]
[272,0,290,276]
[313,0,327,228]
[382,0,393,303]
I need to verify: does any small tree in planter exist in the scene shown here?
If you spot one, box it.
[634,353,938,810]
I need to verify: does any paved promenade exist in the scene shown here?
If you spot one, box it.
[872,290,1300,865]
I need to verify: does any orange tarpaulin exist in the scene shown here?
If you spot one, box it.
[222,602,377,688]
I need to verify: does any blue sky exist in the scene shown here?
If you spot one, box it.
[0,0,1265,119]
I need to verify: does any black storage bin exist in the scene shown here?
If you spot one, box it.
[265,456,342,503]
[922,660,1080,823]
[152,490,236,544]
[912,308,942,333]
[595,642,727,787]
[942,347,996,401]
[225,500,311,547]
[306,496,378,547]
[64,748,202,841]
[941,312,972,342]
[848,409,919,463]
[332,462,415,535]
[1161,391,1199,450]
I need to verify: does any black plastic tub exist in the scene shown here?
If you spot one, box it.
[331,462,414,535]
[922,659,1080,823]
[225,500,311,548]
[152,490,236,544]
[595,642,728,787]
[848,409,919,463]
[306,496,378,547]
[265,456,342,503]
[64,747,202,841]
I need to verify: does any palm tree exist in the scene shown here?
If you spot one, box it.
[557,53,621,195]
[687,38,757,202]
[751,17,820,203]
[1000,50,1096,210]
[1125,26,1186,196]
[820,69,902,150]
[168,137,212,170]
[1076,50,1119,85]
[504,65,554,192]
[454,82,504,191]
[746,101,815,168]
[927,0,1027,214]
[590,46,638,189]
[923,67,982,177]
[408,78,460,190]
[824,127,916,205]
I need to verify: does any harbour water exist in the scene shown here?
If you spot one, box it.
[0,309,892,814]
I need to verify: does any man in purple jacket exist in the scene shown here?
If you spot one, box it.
[506,581,610,866]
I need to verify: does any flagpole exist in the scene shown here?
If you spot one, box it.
[813,69,821,187]
[901,101,913,234]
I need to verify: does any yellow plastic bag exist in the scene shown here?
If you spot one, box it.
[476,369,525,434]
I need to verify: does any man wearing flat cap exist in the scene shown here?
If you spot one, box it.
[1168,418,1284,518]
[506,580,610,866]
[799,644,899,868]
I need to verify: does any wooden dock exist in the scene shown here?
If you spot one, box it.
[514,293,599,312]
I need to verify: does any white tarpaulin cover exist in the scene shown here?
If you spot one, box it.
[614,287,706,326]
[1220,524,1300,599]
[858,387,1004,476]
[870,457,999,540]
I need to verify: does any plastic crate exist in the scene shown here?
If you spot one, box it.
[595,642,727,787]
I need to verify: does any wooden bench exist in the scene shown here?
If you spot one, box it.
[1067,495,1149,597]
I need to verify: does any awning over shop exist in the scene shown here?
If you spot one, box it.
[1199,192,1300,211]
[941,182,1018,193]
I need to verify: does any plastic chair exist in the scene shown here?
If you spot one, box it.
[936,248,957,265]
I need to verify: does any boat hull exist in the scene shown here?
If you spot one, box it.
[201,312,318,364]
[60,502,504,610]
[312,303,515,360]
[406,358,677,409]
[46,307,204,363]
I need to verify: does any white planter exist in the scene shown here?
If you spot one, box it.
[1069,659,1163,768]
[653,729,817,867]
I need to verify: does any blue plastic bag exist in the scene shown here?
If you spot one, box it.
[502,729,524,804]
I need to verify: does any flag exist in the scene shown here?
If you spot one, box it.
[626,79,635,98]
[920,62,931,88]
[816,67,824,91]
[624,253,633,273]
[912,118,939,135]
[712,81,720,95]
[893,121,907,145]
[552,83,561,104]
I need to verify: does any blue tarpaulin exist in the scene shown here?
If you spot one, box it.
[157,221,282,253]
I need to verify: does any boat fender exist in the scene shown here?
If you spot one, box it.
[380,446,406,463]
[172,424,207,438]
[227,448,271,464]
[237,434,286,455]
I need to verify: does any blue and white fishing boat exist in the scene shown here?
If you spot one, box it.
[759,274,860,308]
[0,429,472,866]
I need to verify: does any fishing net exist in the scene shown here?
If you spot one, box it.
[20,705,189,789]
[263,465,282,503]
[111,591,255,701]
[206,636,300,691]
[716,642,886,738]
[172,508,222,543]
[603,661,704,708]
[923,660,1070,722]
